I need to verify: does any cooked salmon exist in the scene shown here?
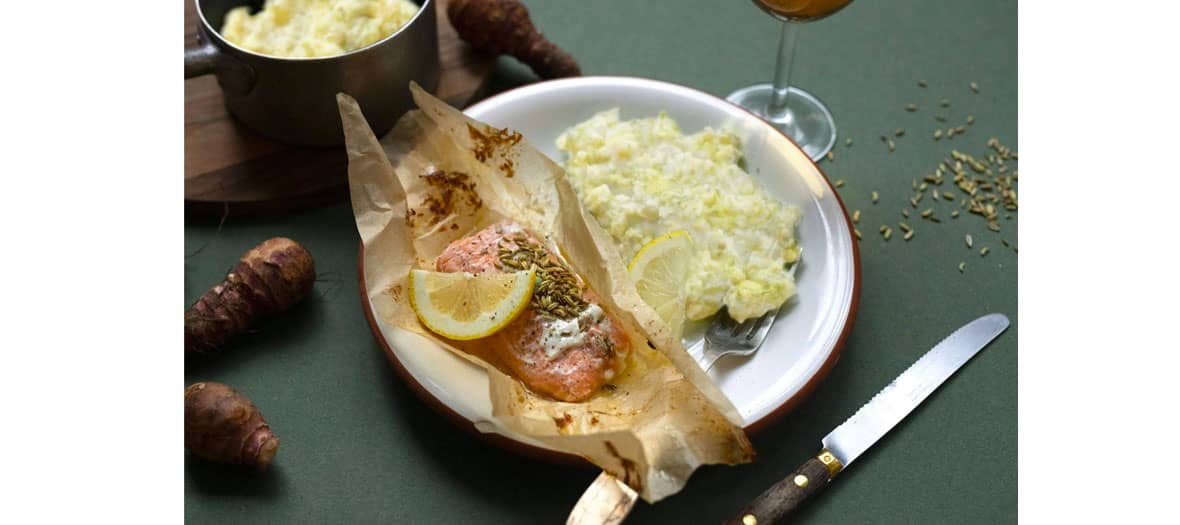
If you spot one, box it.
[435,221,628,402]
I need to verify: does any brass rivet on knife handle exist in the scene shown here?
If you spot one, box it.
[724,456,832,525]
[818,449,844,478]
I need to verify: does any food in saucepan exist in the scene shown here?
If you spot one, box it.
[221,0,420,58]
[557,109,803,323]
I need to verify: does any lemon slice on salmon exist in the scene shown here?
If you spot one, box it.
[409,269,536,340]
[628,231,694,340]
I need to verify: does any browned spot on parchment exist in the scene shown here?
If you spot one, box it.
[553,412,574,430]
[604,441,642,493]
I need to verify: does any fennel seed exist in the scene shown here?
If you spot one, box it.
[853,210,861,223]
[965,234,974,249]
[904,230,914,241]
[980,247,990,256]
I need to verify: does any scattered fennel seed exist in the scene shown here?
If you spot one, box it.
[853,210,861,223]
[904,230,914,241]
[980,247,990,256]
[970,82,979,93]
[827,151,835,162]
[959,261,966,273]
[918,79,928,87]
[872,191,880,203]
[965,234,974,249]
[835,179,845,187]
[906,104,918,112]
[895,128,905,137]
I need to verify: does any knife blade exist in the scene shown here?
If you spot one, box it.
[725,313,1010,525]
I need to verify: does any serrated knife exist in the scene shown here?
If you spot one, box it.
[724,313,1010,525]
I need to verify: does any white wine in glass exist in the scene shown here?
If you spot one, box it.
[727,0,853,161]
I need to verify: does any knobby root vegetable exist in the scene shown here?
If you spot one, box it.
[185,382,279,469]
[447,0,581,79]
[185,237,315,354]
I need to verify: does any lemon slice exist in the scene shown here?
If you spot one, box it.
[628,231,694,340]
[408,268,536,340]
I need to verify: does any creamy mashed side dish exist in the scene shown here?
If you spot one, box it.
[220,0,420,58]
[557,109,802,323]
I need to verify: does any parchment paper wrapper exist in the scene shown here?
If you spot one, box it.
[338,84,754,502]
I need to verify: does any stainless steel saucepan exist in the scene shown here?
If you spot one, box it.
[184,0,440,146]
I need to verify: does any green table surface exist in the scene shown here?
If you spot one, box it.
[184,0,1017,522]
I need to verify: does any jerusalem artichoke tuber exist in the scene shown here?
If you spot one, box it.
[185,237,315,354]
[447,0,581,79]
[184,381,279,469]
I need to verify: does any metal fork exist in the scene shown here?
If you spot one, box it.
[697,250,802,372]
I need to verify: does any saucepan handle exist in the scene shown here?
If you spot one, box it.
[184,38,256,95]
[185,41,220,79]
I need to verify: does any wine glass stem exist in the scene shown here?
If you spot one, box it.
[766,21,800,120]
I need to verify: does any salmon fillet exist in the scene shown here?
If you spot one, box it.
[435,220,628,402]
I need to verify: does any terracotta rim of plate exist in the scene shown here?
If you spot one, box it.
[355,75,861,462]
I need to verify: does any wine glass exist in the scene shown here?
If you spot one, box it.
[727,0,853,161]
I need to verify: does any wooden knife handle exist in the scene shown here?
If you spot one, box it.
[724,450,843,525]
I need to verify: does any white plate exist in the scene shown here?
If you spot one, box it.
[360,77,860,456]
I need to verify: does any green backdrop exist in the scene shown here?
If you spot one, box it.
[184,0,1017,522]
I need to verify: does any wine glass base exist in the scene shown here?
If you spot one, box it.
[726,84,837,162]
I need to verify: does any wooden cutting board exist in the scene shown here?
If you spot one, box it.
[184,0,495,216]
